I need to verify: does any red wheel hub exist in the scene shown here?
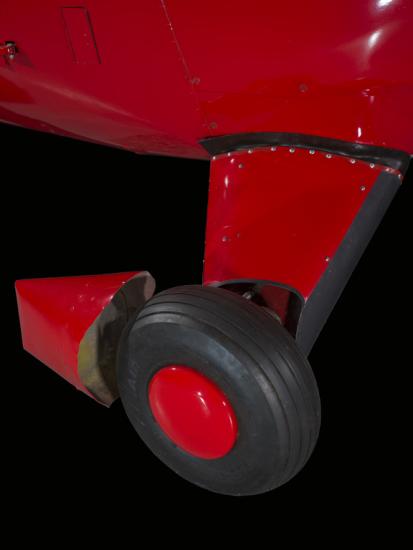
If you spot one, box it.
[148,366,238,459]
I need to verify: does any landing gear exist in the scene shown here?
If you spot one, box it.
[117,285,321,496]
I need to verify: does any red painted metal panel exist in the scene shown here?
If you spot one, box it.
[203,147,402,300]
[0,1,207,158]
[62,7,100,65]
[1,1,412,157]
[15,271,151,402]
[165,0,413,154]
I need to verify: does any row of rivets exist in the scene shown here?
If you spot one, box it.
[213,147,398,175]
[213,148,364,165]
[212,146,403,184]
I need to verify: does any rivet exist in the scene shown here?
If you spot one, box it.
[325,256,331,263]
[289,147,295,153]
[230,158,236,164]
[222,236,229,242]
[270,146,277,152]
[370,163,375,168]
[209,122,218,130]
[385,167,391,172]
[238,163,244,169]
[360,185,366,192]
[350,159,356,164]
[248,149,253,154]
[309,149,315,155]
[212,156,216,161]
[326,153,332,159]
[227,152,231,157]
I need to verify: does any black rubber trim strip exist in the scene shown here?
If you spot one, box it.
[200,132,411,173]
[296,171,401,355]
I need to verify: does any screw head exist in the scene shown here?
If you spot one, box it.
[309,149,315,155]
[360,185,366,192]
[289,147,295,153]
[238,163,244,169]
[326,153,332,159]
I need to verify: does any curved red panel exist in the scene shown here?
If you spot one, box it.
[166,0,413,154]
[203,146,402,299]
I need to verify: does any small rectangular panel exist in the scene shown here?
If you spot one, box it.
[62,7,100,64]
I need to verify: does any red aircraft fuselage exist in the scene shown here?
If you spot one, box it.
[1,0,412,158]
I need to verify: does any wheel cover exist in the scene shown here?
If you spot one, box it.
[148,365,238,459]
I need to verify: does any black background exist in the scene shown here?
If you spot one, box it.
[3,122,411,531]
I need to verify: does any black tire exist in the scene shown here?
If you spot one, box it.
[117,285,321,496]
